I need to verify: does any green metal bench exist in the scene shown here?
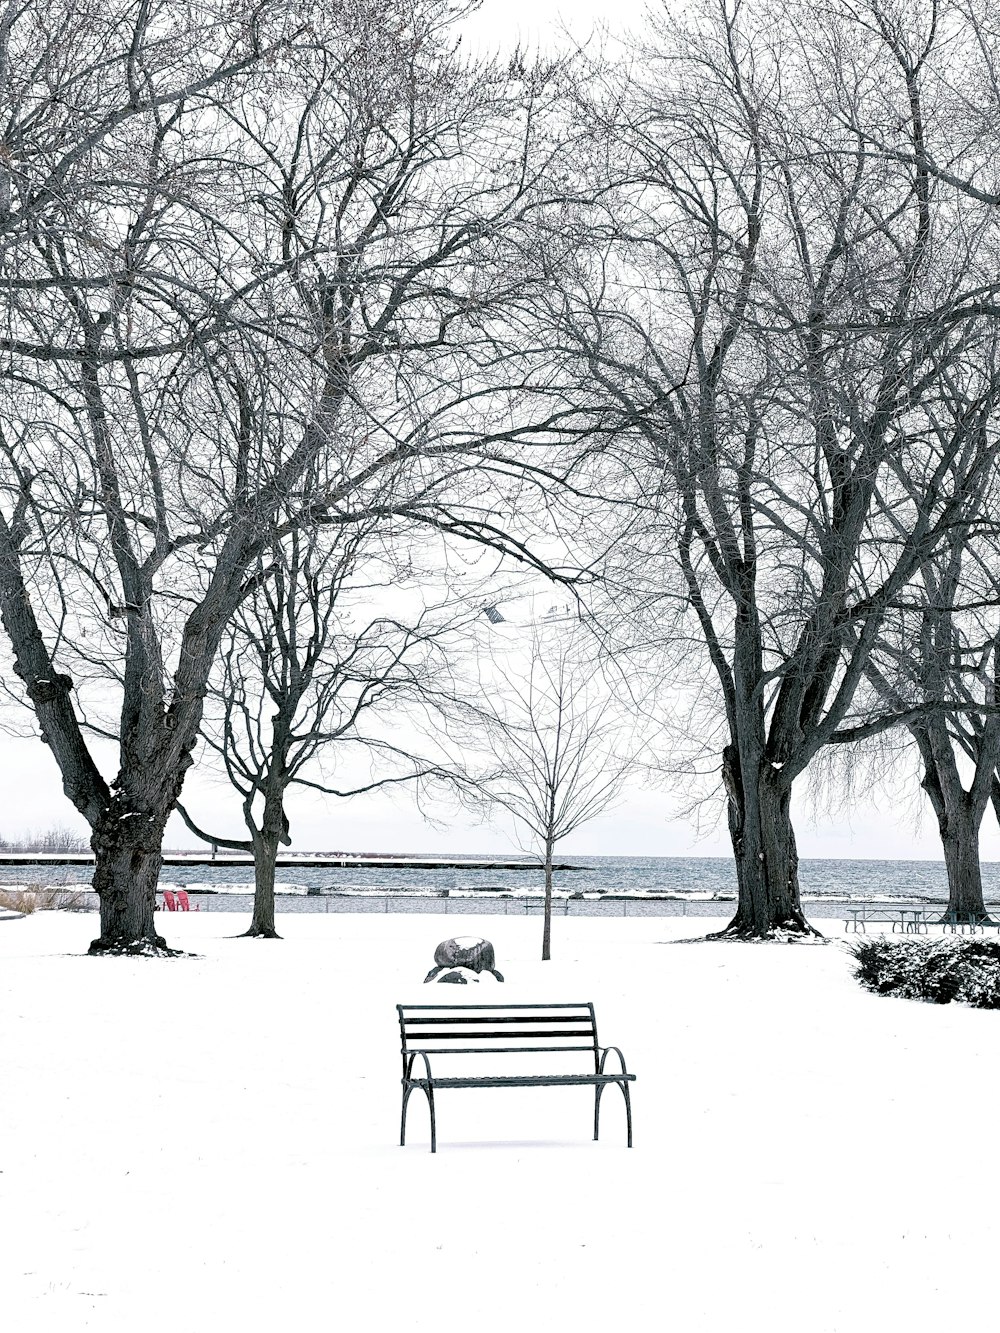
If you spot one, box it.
[397,1001,636,1153]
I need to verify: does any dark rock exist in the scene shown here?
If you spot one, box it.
[423,934,504,983]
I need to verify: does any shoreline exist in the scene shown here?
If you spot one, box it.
[2,888,994,919]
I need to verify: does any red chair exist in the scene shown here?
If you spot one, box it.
[176,889,191,911]
[162,889,177,911]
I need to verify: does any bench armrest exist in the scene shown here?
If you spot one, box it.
[598,1046,630,1077]
[403,1050,436,1083]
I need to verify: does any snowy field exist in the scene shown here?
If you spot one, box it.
[1,910,997,1333]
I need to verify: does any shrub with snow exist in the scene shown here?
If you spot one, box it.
[852,936,1000,1008]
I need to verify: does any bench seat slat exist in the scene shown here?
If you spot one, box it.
[401,1003,592,1010]
[406,1074,636,1088]
[404,1029,595,1042]
[407,1044,599,1055]
[403,1014,592,1025]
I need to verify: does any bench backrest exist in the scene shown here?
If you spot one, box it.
[398,1002,599,1068]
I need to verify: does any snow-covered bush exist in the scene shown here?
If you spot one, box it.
[852,936,1000,1009]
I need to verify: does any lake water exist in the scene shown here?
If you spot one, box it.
[4,853,998,914]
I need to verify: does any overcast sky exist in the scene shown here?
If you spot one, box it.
[459,0,652,55]
[0,0,992,864]
[4,723,995,861]
[3,592,995,865]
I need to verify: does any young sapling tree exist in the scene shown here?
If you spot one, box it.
[454,619,646,960]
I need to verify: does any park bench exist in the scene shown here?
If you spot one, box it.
[397,1001,635,1153]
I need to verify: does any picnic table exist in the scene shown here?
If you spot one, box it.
[843,906,1000,933]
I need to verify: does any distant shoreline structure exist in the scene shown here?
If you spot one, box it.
[0,852,583,871]
[6,850,1000,866]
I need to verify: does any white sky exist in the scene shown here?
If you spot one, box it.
[458,0,653,56]
[3,680,997,861]
[0,0,993,864]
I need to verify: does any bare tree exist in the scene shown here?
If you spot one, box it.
[177,526,468,937]
[453,620,647,960]
[849,485,1000,922]
[0,0,598,953]
[0,0,288,951]
[546,0,1000,936]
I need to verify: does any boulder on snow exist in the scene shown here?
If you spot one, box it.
[423,935,504,982]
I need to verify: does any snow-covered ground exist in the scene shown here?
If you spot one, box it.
[1,910,997,1332]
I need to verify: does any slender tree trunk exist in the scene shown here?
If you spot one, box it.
[244,831,282,938]
[89,802,171,954]
[240,771,289,939]
[542,836,554,961]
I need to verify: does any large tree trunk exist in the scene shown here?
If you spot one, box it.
[918,742,988,924]
[714,744,816,939]
[244,831,282,939]
[914,722,994,924]
[89,802,171,954]
[940,805,988,923]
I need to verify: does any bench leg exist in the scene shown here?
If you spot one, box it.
[400,1084,413,1147]
[595,1082,632,1147]
[400,1083,437,1152]
[426,1084,437,1154]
